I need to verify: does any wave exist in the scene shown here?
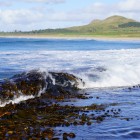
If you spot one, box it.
[0,68,140,107]
[0,49,140,87]
[77,63,140,88]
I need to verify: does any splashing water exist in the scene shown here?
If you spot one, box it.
[0,95,34,107]
[0,49,140,88]
[0,39,140,87]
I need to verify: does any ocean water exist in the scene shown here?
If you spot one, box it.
[0,38,140,88]
[0,37,140,139]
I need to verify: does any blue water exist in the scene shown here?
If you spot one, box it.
[0,37,140,81]
[0,37,140,51]
[58,88,140,140]
[0,37,140,139]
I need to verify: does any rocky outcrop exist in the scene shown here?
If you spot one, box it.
[0,70,84,103]
[0,71,123,140]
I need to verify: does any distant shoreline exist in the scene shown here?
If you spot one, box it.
[0,35,140,41]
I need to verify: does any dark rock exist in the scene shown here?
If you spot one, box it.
[0,70,84,103]
[68,133,76,138]
[0,70,123,139]
[96,116,104,122]
[63,133,68,140]
[87,122,92,125]
[52,138,60,140]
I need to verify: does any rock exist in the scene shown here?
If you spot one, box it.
[0,70,123,139]
[87,122,92,125]
[68,133,76,138]
[96,116,104,122]
[43,128,54,139]
[73,121,78,126]
[7,131,13,135]
[0,70,84,103]
[63,133,68,140]
[96,96,100,99]
[0,112,12,119]
[52,138,60,140]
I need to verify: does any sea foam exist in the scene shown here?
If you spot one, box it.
[0,49,140,88]
[0,95,34,107]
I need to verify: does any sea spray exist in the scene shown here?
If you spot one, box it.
[1,49,140,87]
[76,63,140,88]
[0,95,34,107]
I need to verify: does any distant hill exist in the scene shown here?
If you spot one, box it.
[66,15,139,32]
[1,15,140,38]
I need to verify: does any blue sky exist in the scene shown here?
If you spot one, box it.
[0,0,139,31]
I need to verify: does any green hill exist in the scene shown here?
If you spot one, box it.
[66,15,139,33]
[67,15,140,37]
[2,15,140,38]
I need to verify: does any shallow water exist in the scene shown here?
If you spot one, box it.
[57,87,140,139]
[0,37,140,139]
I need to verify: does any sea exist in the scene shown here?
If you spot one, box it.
[0,37,140,139]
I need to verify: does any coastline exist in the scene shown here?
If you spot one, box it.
[0,34,140,139]
[0,34,140,41]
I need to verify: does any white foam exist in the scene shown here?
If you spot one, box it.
[0,49,140,88]
[0,49,140,107]
[0,95,34,107]
[78,63,140,88]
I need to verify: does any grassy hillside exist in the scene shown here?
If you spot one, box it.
[1,15,140,38]
[66,15,140,36]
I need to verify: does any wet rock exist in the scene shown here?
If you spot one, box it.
[68,133,76,138]
[0,70,123,139]
[89,96,93,99]
[118,109,121,112]
[0,112,12,119]
[42,128,54,139]
[73,121,78,126]
[63,133,68,140]
[87,122,92,125]
[52,138,60,140]
[96,96,100,99]
[96,116,104,122]
[0,70,84,103]
[7,131,14,135]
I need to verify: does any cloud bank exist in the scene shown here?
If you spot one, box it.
[20,0,65,4]
[0,0,140,31]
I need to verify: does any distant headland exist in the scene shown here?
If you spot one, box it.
[0,15,140,39]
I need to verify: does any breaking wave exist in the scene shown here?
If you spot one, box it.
[0,49,140,88]
[0,70,83,107]
[77,63,140,88]
[0,44,140,107]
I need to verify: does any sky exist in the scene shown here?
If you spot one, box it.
[0,0,140,31]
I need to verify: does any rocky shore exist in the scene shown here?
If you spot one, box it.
[0,70,132,139]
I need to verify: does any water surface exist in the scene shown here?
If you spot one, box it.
[0,37,140,139]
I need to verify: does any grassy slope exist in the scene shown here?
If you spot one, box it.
[66,15,140,37]
[1,15,140,38]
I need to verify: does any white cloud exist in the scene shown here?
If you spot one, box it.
[0,1,11,7]
[75,0,140,22]
[118,0,140,12]
[0,0,140,31]
[0,9,44,24]
[0,0,65,8]
[16,0,65,4]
